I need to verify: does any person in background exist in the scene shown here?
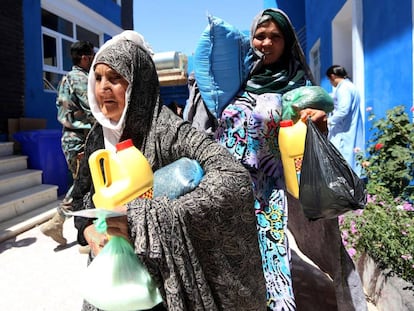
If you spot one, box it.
[326,65,365,176]
[40,41,95,249]
[71,30,267,311]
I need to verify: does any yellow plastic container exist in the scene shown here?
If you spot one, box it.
[88,139,154,210]
[278,119,307,199]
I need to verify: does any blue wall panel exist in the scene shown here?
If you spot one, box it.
[80,0,121,26]
[24,0,60,129]
[363,0,412,120]
[306,0,347,89]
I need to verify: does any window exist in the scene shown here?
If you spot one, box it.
[41,9,99,90]
[76,25,99,48]
[62,39,73,71]
[42,9,73,37]
[42,34,57,67]
[43,77,57,92]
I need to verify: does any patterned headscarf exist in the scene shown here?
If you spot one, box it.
[88,30,160,152]
[245,8,315,95]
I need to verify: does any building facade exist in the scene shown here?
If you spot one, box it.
[0,1,25,136]
[3,0,413,140]
[274,0,414,139]
[0,0,132,134]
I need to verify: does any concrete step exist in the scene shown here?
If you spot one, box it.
[0,184,58,223]
[0,142,13,156]
[0,155,28,174]
[0,169,43,197]
[0,200,60,243]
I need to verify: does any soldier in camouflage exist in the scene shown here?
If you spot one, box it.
[40,41,95,247]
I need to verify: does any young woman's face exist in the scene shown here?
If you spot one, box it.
[94,63,129,122]
[252,19,285,65]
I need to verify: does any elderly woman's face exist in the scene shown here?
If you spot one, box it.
[252,19,285,65]
[94,63,129,122]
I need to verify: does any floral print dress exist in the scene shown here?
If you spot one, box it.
[215,92,296,311]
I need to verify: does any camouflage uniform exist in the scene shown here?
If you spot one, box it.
[56,65,95,200]
[41,46,95,248]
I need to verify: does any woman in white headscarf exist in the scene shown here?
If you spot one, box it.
[71,30,267,311]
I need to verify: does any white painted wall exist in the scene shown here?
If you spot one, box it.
[41,0,123,44]
[331,0,365,136]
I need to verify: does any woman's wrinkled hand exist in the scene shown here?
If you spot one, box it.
[105,205,129,240]
[106,215,129,241]
[83,205,129,256]
[300,108,328,133]
[84,224,109,256]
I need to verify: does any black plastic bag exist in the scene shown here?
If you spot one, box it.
[299,119,367,220]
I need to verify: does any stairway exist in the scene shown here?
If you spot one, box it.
[0,141,61,243]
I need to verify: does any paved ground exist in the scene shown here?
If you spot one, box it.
[0,211,377,311]
[0,217,86,311]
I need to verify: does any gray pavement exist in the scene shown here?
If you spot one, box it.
[0,215,87,311]
[0,210,377,311]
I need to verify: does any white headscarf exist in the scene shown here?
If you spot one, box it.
[88,30,153,151]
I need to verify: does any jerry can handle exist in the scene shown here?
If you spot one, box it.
[88,149,112,189]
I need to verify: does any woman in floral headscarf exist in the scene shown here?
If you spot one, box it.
[71,30,267,311]
[215,9,329,311]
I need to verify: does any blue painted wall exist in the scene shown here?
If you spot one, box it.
[304,0,346,90]
[23,0,59,129]
[270,0,346,91]
[80,0,121,26]
[363,0,412,119]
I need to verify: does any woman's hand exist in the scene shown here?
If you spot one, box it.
[106,215,129,241]
[83,206,129,256]
[103,204,129,240]
[300,108,328,133]
[84,224,109,256]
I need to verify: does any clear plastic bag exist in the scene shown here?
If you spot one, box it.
[154,157,204,199]
[299,119,367,220]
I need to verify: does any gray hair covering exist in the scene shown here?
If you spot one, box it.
[88,30,160,151]
[94,30,154,84]
[95,40,135,84]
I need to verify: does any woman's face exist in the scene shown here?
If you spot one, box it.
[94,63,129,122]
[252,19,285,65]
